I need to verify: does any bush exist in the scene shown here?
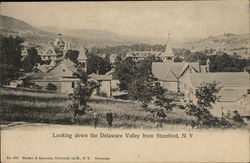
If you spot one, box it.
[99,92,108,97]
[46,83,57,91]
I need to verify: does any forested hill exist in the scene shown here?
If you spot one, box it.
[0,15,162,47]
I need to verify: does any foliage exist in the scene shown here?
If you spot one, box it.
[185,52,250,72]
[113,57,135,90]
[86,52,111,75]
[116,58,155,104]
[114,57,174,109]
[0,35,24,85]
[46,83,57,91]
[68,81,98,108]
[173,56,183,62]
[22,47,41,72]
[99,92,108,97]
[195,81,220,109]
[65,49,79,64]
[185,82,232,128]
[153,83,174,111]
[75,67,88,82]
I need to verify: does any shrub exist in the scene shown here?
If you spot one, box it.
[185,82,232,128]
[46,83,57,91]
[99,92,108,97]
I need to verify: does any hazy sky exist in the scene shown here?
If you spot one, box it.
[1,1,249,40]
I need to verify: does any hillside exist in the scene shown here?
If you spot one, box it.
[0,15,162,47]
[175,33,250,58]
[0,15,67,46]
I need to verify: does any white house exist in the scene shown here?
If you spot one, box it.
[152,61,202,92]
[30,59,81,94]
[183,72,250,122]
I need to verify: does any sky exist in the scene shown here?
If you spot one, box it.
[1,1,249,40]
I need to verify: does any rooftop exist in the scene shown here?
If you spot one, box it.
[190,72,250,88]
[152,61,200,81]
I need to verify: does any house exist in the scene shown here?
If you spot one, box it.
[125,50,164,62]
[40,34,71,62]
[88,69,120,98]
[183,72,250,122]
[30,59,81,94]
[88,73,113,97]
[152,61,203,92]
[125,33,175,62]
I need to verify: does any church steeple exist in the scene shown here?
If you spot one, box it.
[78,46,87,72]
[162,33,175,62]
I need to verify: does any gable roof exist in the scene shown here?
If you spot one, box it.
[35,64,51,73]
[190,72,250,88]
[47,59,78,74]
[218,88,247,102]
[152,61,200,81]
[162,71,179,81]
[41,43,58,56]
[162,44,174,57]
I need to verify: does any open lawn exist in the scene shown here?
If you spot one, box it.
[0,87,195,129]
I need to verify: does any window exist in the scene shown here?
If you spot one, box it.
[63,69,65,72]
[71,82,75,88]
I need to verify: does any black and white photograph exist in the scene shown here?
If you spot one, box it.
[0,1,249,162]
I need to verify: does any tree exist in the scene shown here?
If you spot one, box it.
[127,58,155,104]
[86,53,111,75]
[185,52,250,73]
[114,57,166,106]
[0,35,24,85]
[153,83,173,111]
[185,82,231,128]
[113,57,135,90]
[22,47,41,72]
[65,50,79,64]
[68,81,98,124]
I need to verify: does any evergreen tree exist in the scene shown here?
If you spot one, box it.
[23,47,41,72]
[0,35,24,84]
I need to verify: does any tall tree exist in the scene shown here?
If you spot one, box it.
[0,35,24,84]
[113,57,136,90]
[65,50,79,64]
[22,47,41,72]
[186,82,231,128]
[86,53,111,75]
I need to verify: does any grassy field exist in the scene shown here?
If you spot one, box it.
[0,87,195,129]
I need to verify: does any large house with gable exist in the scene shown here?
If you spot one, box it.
[183,72,250,122]
[26,34,87,94]
[30,59,81,93]
[152,60,207,92]
[125,34,175,62]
